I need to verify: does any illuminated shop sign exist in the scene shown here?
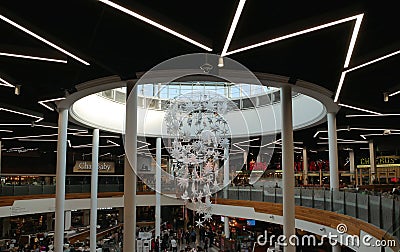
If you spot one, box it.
[73,161,115,173]
[357,156,400,168]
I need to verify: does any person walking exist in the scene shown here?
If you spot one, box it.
[170,237,178,252]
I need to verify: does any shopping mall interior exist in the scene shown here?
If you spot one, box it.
[0,1,400,252]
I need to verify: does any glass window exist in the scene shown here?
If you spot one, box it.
[241,84,251,97]
[168,85,179,98]
[230,85,240,99]
[159,85,168,99]
[114,91,125,103]
[143,84,154,97]
[102,90,114,100]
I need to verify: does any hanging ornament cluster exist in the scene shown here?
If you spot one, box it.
[165,91,232,227]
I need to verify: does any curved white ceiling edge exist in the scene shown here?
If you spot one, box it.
[61,72,339,134]
[70,92,326,137]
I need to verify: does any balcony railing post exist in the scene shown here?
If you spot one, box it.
[323,188,326,210]
[274,187,277,203]
[392,198,396,237]
[367,194,371,223]
[237,186,239,200]
[250,186,252,201]
[343,190,346,215]
[330,190,333,211]
[299,188,302,206]
[379,194,383,229]
[355,193,359,219]
[262,185,265,202]
[312,188,315,208]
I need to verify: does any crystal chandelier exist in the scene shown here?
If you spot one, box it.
[165,90,233,226]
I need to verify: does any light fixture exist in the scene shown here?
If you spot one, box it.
[338,103,382,115]
[0,129,13,133]
[383,92,389,102]
[335,49,400,102]
[38,97,66,111]
[345,49,400,73]
[0,107,43,122]
[0,52,67,63]
[0,14,89,65]
[343,14,364,68]
[97,0,212,51]
[0,77,14,87]
[220,0,247,57]
[389,90,400,97]
[14,85,21,95]
[334,71,347,102]
[218,57,224,68]
[2,133,58,140]
[224,13,363,56]
[383,129,391,135]
[346,113,400,117]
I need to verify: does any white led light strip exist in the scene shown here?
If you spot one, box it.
[98,0,212,52]
[389,90,400,97]
[0,107,44,122]
[224,14,363,57]
[0,14,90,65]
[338,103,382,115]
[0,77,14,87]
[221,0,247,57]
[334,49,400,102]
[38,97,66,111]
[346,113,400,118]
[0,52,67,63]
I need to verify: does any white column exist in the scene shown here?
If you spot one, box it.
[124,83,138,252]
[327,112,339,191]
[223,145,230,239]
[64,211,72,230]
[349,150,355,183]
[280,86,295,252]
[369,140,375,185]
[302,148,308,185]
[155,137,162,239]
[90,129,99,252]
[54,108,68,252]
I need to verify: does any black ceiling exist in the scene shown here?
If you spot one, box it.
[0,0,400,156]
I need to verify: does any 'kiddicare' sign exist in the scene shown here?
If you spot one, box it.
[73,161,115,173]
